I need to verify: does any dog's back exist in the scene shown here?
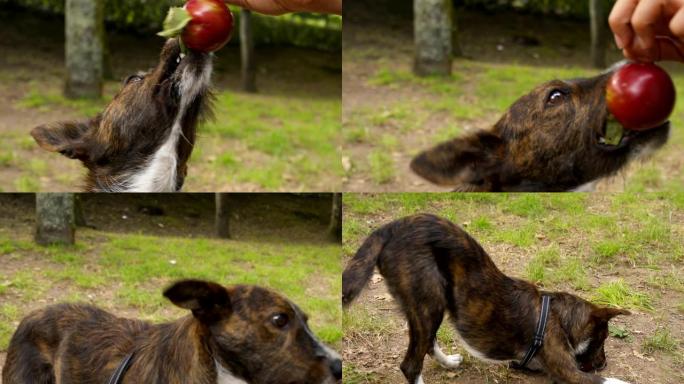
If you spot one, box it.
[2,303,150,384]
[342,213,507,307]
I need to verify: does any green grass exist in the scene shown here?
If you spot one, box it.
[609,324,633,342]
[525,247,589,290]
[17,86,109,117]
[0,230,341,349]
[203,91,340,190]
[525,246,561,282]
[593,280,653,311]
[343,307,395,336]
[368,150,394,184]
[642,327,680,355]
[592,240,624,264]
[0,151,14,167]
[13,176,39,192]
[0,304,19,348]
[342,363,379,384]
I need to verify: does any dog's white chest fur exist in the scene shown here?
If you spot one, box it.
[216,360,248,384]
[126,58,212,192]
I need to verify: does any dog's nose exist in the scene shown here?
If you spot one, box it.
[329,358,342,380]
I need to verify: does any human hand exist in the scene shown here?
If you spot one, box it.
[609,0,684,62]
[224,0,341,15]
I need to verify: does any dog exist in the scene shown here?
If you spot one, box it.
[31,38,212,192]
[411,64,670,191]
[343,214,631,384]
[2,279,342,384]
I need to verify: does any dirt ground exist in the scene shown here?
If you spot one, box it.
[0,7,341,192]
[342,194,684,384]
[342,2,684,192]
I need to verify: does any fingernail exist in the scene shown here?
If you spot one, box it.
[614,35,624,49]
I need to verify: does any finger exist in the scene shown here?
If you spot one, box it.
[223,0,248,7]
[609,0,639,48]
[225,0,289,15]
[669,6,684,38]
[631,0,664,55]
[623,46,657,62]
[655,34,684,61]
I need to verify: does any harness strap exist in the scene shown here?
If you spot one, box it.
[107,352,135,384]
[514,294,551,369]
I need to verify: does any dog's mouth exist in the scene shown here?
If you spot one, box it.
[579,360,607,372]
[158,39,210,92]
[596,118,670,152]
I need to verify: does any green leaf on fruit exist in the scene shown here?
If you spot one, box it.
[157,7,192,38]
[604,119,624,146]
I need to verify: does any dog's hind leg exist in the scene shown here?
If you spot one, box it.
[430,340,463,369]
[400,308,445,384]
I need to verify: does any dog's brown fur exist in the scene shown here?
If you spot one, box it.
[2,280,341,384]
[343,214,630,384]
[31,39,212,192]
[411,68,670,191]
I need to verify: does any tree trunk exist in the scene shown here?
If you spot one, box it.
[451,6,463,58]
[240,9,257,93]
[35,193,75,246]
[328,193,342,241]
[74,194,87,227]
[590,0,608,69]
[215,193,231,239]
[414,0,453,76]
[102,29,114,80]
[65,0,104,99]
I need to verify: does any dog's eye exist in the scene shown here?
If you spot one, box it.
[546,89,566,106]
[125,75,144,85]
[271,313,289,328]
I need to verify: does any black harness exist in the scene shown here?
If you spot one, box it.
[512,294,551,370]
[107,352,135,384]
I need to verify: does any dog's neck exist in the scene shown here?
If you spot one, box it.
[130,316,222,383]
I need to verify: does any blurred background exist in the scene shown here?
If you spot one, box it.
[0,0,341,192]
[0,192,342,378]
[342,0,684,193]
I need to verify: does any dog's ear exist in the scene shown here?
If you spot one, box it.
[31,120,94,161]
[593,307,631,322]
[411,130,505,190]
[164,279,231,323]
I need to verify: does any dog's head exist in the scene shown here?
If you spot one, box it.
[31,38,212,192]
[411,65,670,191]
[551,292,630,372]
[164,279,342,384]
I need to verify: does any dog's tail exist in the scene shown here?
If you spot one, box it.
[342,223,392,307]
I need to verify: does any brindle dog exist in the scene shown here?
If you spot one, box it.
[2,279,342,384]
[31,38,211,192]
[343,214,631,384]
[411,65,670,191]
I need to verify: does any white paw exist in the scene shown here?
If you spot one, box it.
[603,378,631,384]
[414,374,425,384]
[439,354,463,369]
